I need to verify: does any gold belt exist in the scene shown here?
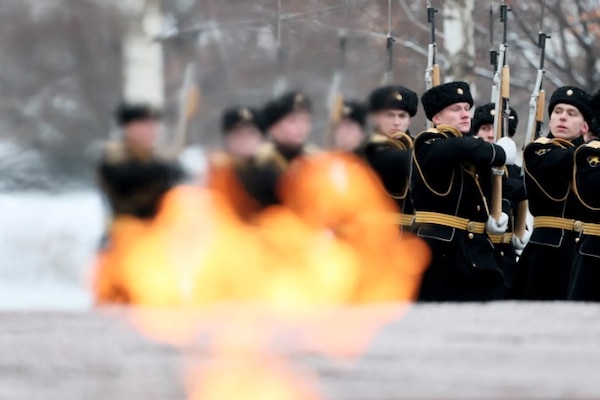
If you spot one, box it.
[414,211,486,234]
[533,216,583,232]
[387,213,415,227]
[488,232,513,244]
[582,222,600,236]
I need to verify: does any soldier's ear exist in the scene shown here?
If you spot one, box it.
[431,114,441,126]
[582,121,590,134]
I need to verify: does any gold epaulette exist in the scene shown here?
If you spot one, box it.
[533,136,574,149]
[102,141,129,165]
[435,124,463,138]
[533,137,552,145]
[550,138,575,148]
[584,140,600,149]
[208,151,233,168]
[255,142,279,166]
[303,143,322,155]
[370,132,412,150]
[390,132,414,150]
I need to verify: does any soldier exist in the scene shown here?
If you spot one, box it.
[331,100,368,152]
[568,136,600,301]
[514,86,593,300]
[220,106,266,160]
[258,90,320,173]
[97,103,185,223]
[412,81,516,301]
[206,105,279,222]
[471,103,528,295]
[355,85,419,230]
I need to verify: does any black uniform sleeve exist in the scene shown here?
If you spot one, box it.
[415,132,506,169]
[523,139,575,178]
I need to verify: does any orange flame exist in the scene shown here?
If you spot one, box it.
[93,151,430,399]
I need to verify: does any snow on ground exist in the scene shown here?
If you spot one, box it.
[0,191,106,310]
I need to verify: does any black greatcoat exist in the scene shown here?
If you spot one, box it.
[513,136,583,300]
[411,127,507,301]
[568,140,600,300]
[97,143,184,219]
[356,132,414,227]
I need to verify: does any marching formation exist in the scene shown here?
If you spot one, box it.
[93,2,600,303]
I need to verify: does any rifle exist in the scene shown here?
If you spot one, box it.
[424,1,440,91]
[324,32,348,148]
[273,0,287,97]
[425,1,440,128]
[166,62,199,158]
[489,3,498,102]
[381,0,395,85]
[523,1,550,149]
[490,1,511,222]
[515,1,550,239]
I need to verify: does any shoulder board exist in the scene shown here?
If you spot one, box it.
[102,141,129,164]
[435,124,462,138]
[303,143,322,155]
[584,140,600,150]
[550,138,575,149]
[255,142,276,164]
[208,151,232,168]
[533,137,552,145]
[390,132,413,150]
[414,129,446,145]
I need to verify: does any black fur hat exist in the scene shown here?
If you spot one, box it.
[114,102,162,126]
[367,85,418,117]
[221,106,264,134]
[421,81,473,121]
[340,100,367,127]
[548,86,593,123]
[262,90,312,129]
[471,102,519,137]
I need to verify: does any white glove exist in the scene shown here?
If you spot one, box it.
[496,137,517,165]
[512,226,532,251]
[486,212,509,234]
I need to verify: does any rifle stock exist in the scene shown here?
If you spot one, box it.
[325,93,344,148]
[432,64,440,87]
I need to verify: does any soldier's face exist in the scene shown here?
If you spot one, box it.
[225,124,264,159]
[372,109,411,136]
[333,119,365,151]
[433,102,471,133]
[549,103,589,141]
[124,119,158,152]
[476,123,495,143]
[270,111,312,147]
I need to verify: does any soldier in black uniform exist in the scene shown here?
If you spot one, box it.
[568,136,600,301]
[97,103,184,224]
[471,103,526,295]
[412,81,516,301]
[331,100,367,152]
[258,90,320,173]
[206,105,279,221]
[355,85,419,230]
[514,86,593,300]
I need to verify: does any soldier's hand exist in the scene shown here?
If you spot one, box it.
[512,225,532,251]
[496,137,517,165]
[486,212,509,234]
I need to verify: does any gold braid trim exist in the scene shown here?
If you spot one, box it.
[412,129,455,197]
[523,138,572,202]
[572,143,600,211]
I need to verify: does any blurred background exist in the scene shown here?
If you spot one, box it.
[1,0,600,309]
